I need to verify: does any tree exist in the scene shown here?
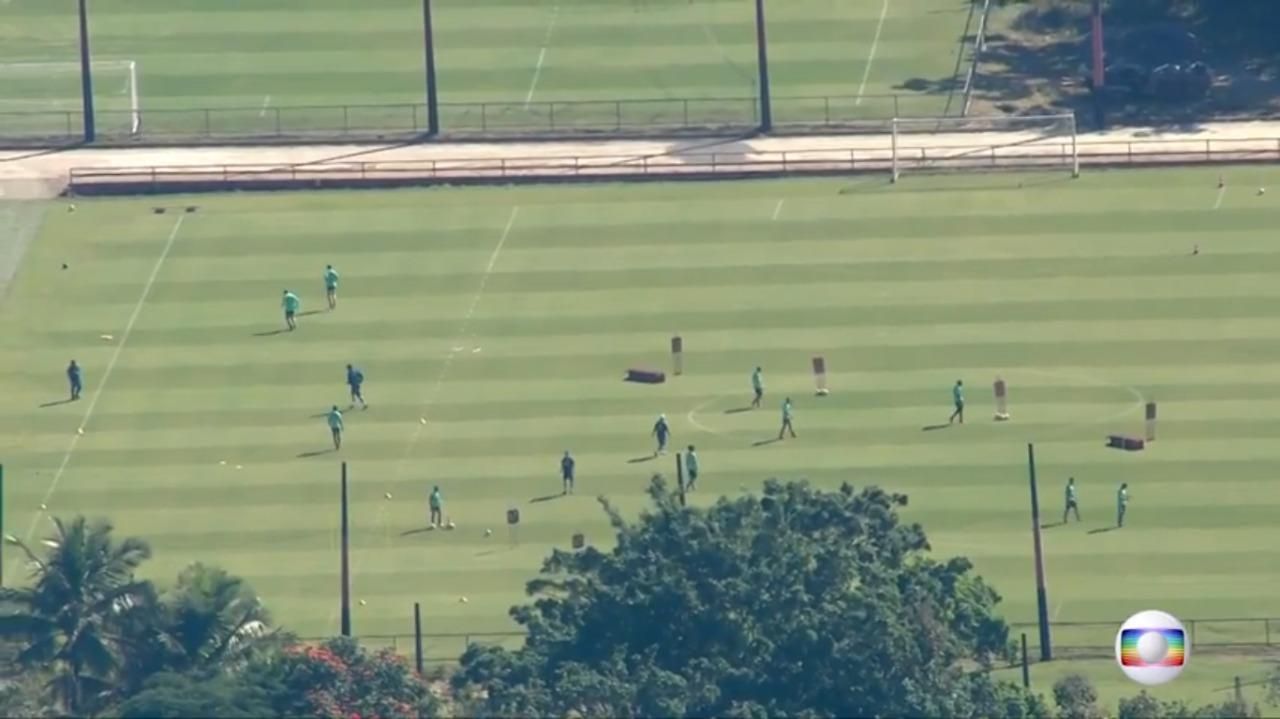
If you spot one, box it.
[252,636,439,718]
[1052,674,1104,719]
[0,516,153,714]
[120,562,280,693]
[453,477,1043,717]
[116,672,274,719]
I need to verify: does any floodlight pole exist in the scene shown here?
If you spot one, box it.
[675,454,687,507]
[1027,443,1052,661]
[0,464,5,587]
[340,462,352,637]
[753,0,773,132]
[422,0,440,136]
[1090,0,1106,129]
[413,602,424,675]
[77,0,96,142]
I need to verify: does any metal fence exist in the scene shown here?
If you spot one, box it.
[1011,617,1279,653]
[0,93,949,147]
[303,617,1280,665]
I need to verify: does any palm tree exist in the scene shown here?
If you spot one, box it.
[153,563,277,674]
[0,516,153,714]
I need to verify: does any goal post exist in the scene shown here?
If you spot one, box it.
[0,59,140,137]
[889,113,1079,180]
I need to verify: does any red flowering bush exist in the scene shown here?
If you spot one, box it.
[255,638,438,718]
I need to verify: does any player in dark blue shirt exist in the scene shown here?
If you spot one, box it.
[561,450,575,495]
[345,364,367,409]
[652,414,671,455]
[67,360,82,401]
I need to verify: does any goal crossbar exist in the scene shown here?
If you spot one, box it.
[889,113,1079,182]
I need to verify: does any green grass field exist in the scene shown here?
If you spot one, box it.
[1,0,973,139]
[2,167,1280,703]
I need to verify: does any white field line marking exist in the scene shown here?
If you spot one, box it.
[772,199,784,220]
[524,6,559,108]
[855,0,891,106]
[4,215,185,583]
[1213,184,1227,210]
[259,95,271,118]
[393,206,519,479]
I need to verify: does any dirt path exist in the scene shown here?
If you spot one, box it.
[4,119,1280,198]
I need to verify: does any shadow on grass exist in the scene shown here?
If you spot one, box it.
[752,438,781,447]
[297,449,334,458]
[1087,526,1120,535]
[253,328,290,337]
[530,493,564,504]
[401,526,436,537]
[39,398,76,408]
[724,407,753,414]
[1040,521,1066,530]
[627,455,657,464]
[298,310,323,317]
[922,424,951,432]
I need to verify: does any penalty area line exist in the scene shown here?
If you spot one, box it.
[855,0,891,106]
[3,214,187,584]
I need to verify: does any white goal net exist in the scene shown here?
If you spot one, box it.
[0,60,140,136]
[889,113,1079,181]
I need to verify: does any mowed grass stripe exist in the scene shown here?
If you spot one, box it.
[4,170,1280,646]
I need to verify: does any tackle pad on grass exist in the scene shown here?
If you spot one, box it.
[626,367,666,384]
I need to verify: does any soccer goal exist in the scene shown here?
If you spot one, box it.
[888,113,1079,182]
[0,60,141,136]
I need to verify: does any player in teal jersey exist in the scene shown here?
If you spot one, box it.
[324,265,340,311]
[282,290,301,331]
[429,486,443,528]
[751,367,764,409]
[1063,477,1081,523]
[327,405,344,450]
[1117,483,1129,528]
[948,380,965,424]
[778,397,796,439]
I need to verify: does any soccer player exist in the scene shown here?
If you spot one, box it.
[282,289,300,331]
[1117,482,1129,528]
[429,485,443,528]
[684,445,699,491]
[778,397,796,439]
[948,380,965,424]
[1063,477,1081,523]
[67,360,82,401]
[652,414,671,455]
[561,451,575,495]
[324,264,340,311]
[326,405,344,450]
[751,366,764,409]
[346,364,367,409]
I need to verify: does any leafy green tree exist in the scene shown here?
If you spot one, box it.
[253,636,439,718]
[0,516,153,714]
[115,672,274,719]
[119,562,280,693]
[1052,674,1104,719]
[453,477,1043,717]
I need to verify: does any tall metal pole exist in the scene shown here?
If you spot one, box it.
[340,462,352,637]
[1090,0,1106,129]
[675,453,687,507]
[77,0,96,142]
[413,602,424,675]
[1027,443,1052,661]
[753,0,773,133]
[422,0,440,136]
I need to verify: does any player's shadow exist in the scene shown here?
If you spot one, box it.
[1087,526,1120,535]
[627,455,657,463]
[400,526,436,537]
[38,398,76,408]
[1040,521,1066,530]
[298,310,323,317]
[297,449,334,458]
[752,438,781,447]
[921,424,951,432]
[724,407,753,414]
[530,493,564,504]
[252,329,290,337]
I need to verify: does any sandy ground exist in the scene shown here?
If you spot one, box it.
[3,119,1280,198]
